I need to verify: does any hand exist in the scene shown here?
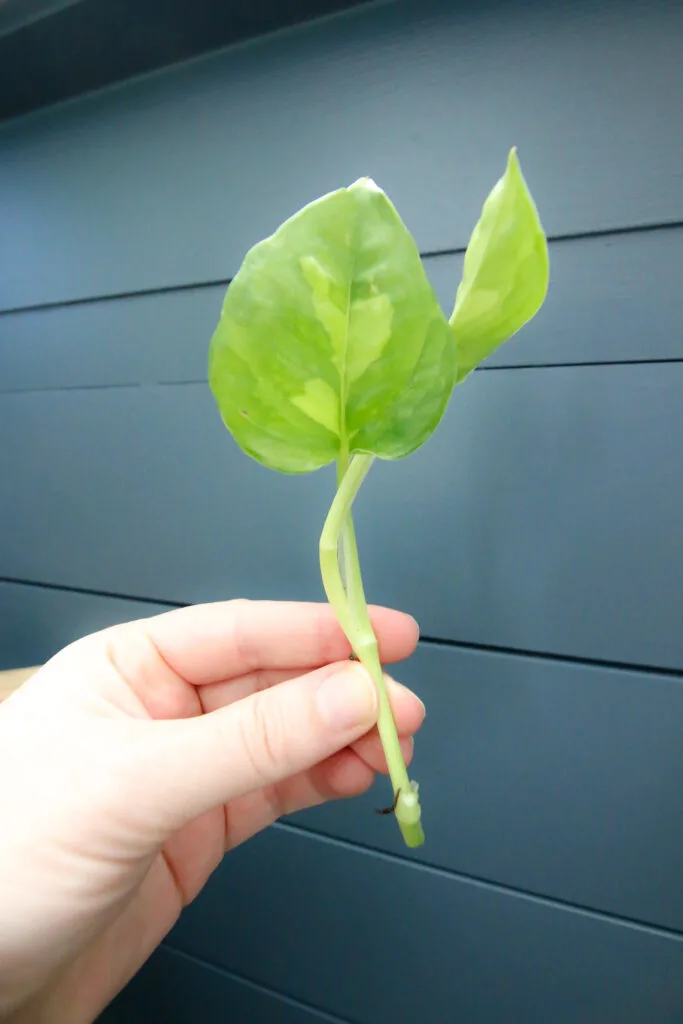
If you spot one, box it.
[0,600,423,1022]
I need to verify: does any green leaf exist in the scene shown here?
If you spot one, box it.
[449,148,549,383]
[208,178,456,474]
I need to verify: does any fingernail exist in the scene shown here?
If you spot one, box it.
[317,663,378,730]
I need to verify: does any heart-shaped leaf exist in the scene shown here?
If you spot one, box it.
[209,178,456,474]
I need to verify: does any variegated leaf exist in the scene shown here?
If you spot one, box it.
[208,178,457,473]
[450,148,549,383]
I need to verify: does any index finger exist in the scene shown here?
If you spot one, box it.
[141,600,419,686]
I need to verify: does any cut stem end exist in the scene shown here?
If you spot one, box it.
[398,819,426,848]
[395,784,424,847]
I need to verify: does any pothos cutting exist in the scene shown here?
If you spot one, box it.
[208,149,549,848]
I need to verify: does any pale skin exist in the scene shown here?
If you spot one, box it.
[0,599,423,1023]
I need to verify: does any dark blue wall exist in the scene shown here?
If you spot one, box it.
[2,0,683,1019]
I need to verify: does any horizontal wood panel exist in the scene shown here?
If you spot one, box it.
[99,946,341,1024]
[0,285,222,392]
[1,0,681,308]
[293,643,683,932]
[0,0,86,40]
[1,363,681,668]
[0,581,170,670]
[169,825,683,1023]
[2,226,681,392]
[0,0,378,120]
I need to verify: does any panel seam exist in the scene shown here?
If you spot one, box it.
[1,358,682,399]
[2,576,682,678]
[2,219,682,317]
[275,821,683,942]
[154,943,360,1024]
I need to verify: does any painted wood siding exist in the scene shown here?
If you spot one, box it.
[1,0,682,1020]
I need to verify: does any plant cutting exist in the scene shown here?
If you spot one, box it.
[208,148,549,849]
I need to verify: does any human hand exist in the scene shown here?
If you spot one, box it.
[0,600,423,1022]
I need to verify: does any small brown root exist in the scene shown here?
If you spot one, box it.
[376,788,400,816]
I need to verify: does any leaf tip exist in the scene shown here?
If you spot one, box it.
[506,146,524,184]
[349,176,384,194]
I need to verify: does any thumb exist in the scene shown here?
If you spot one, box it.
[135,660,379,832]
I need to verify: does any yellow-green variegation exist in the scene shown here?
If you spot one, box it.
[209,152,548,473]
[449,148,549,383]
[209,178,456,474]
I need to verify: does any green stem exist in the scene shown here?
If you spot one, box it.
[320,452,424,848]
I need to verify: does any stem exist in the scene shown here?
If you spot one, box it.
[320,452,424,848]
[336,444,365,626]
